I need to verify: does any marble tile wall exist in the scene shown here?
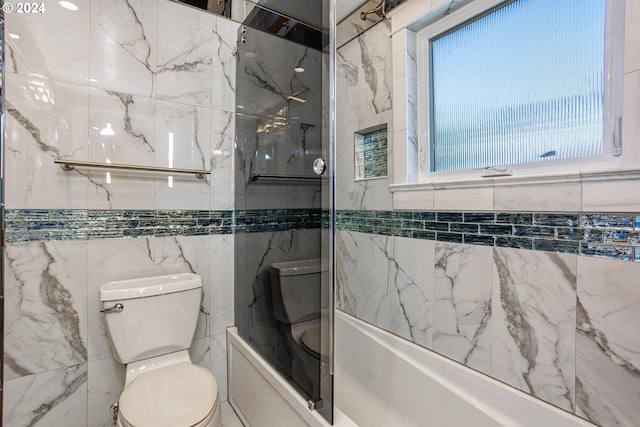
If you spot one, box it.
[336,5,640,427]
[3,1,239,426]
[337,230,640,426]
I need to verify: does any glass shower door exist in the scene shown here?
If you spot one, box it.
[233,2,333,423]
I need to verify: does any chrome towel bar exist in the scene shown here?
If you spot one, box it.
[54,159,210,179]
[250,173,322,181]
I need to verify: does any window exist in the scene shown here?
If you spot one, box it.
[416,0,622,176]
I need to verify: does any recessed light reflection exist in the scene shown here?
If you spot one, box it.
[294,67,305,73]
[100,123,115,136]
[59,1,78,11]
[9,33,20,40]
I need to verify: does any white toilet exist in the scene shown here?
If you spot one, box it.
[100,273,221,427]
[269,259,329,397]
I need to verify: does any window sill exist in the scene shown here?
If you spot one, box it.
[389,168,640,212]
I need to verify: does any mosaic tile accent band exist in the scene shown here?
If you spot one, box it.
[337,210,640,262]
[4,209,323,243]
[7,208,638,262]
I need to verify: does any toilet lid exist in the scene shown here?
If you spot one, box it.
[119,363,217,427]
[300,326,329,362]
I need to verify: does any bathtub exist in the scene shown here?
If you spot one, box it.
[228,311,592,427]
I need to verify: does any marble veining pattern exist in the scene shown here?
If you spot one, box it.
[5,0,90,85]
[4,364,88,427]
[5,78,89,210]
[575,257,640,426]
[156,0,213,107]
[386,236,435,347]
[491,248,577,412]
[90,0,158,98]
[4,241,88,381]
[357,19,392,118]
[336,229,640,423]
[3,1,240,425]
[337,231,435,344]
[336,231,392,329]
[211,17,239,113]
[154,100,212,210]
[433,243,493,374]
[154,235,212,339]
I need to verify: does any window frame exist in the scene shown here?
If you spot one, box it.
[414,0,625,183]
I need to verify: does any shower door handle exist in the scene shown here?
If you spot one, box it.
[313,158,326,175]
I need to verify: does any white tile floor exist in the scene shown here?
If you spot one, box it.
[221,401,244,427]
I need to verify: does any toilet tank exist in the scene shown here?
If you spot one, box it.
[99,273,202,364]
[269,259,328,324]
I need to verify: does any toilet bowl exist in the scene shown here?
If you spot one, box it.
[269,259,329,398]
[100,273,221,427]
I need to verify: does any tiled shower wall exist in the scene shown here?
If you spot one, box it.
[336,8,640,427]
[2,1,238,426]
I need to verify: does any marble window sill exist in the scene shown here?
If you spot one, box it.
[390,168,640,212]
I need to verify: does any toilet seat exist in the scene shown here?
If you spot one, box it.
[119,362,218,427]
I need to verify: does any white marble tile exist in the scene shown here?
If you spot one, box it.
[211,17,240,113]
[220,400,243,427]
[4,241,88,380]
[209,109,235,210]
[390,28,417,82]
[87,238,156,362]
[491,248,577,412]
[87,357,125,427]
[625,0,640,73]
[90,0,157,97]
[87,88,156,210]
[3,364,88,427]
[433,186,494,211]
[5,1,90,85]
[211,333,229,402]
[154,235,211,339]
[432,243,493,374]
[154,100,211,210]
[5,76,89,209]
[156,0,213,107]
[623,71,640,170]
[210,235,235,336]
[190,336,212,372]
[392,187,436,210]
[387,236,435,348]
[356,19,393,121]
[336,231,391,330]
[575,257,640,426]
[392,78,409,134]
[582,179,640,212]
[494,181,582,212]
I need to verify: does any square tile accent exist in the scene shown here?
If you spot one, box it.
[354,124,388,180]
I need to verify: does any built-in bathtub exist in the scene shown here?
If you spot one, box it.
[228,311,593,427]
